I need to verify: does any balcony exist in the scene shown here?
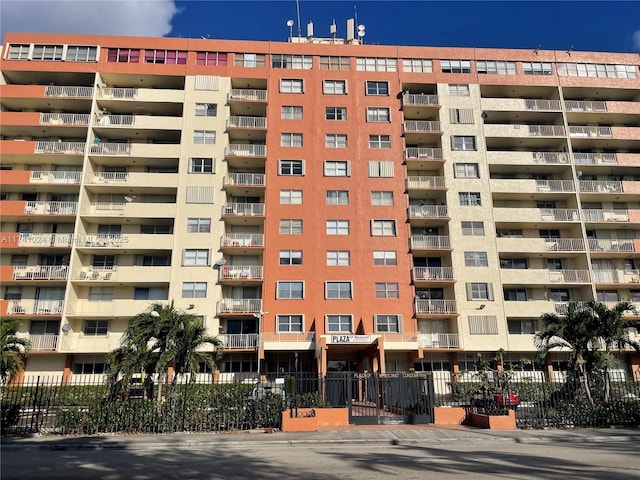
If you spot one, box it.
[222,203,265,225]
[82,202,177,219]
[224,173,266,194]
[412,267,455,285]
[225,144,266,158]
[496,237,585,254]
[582,209,629,223]
[228,89,267,102]
[588,238,635,253]
[94,114,182,130]
[34,141,86,156]
[1,299,64,316]
[486,151,570,166]
[569,125,612,138]
[58,333,123,353]
[484,124,566,138]
[410,235,451,251]
[592,269,640,284]
[573,152,618,165]
[84,171,178,189]
[40,113,90,126]
[0,233,74,249]
[414,299,458,316]
[17,333,59,351]
[227,116,267,129]
[97,87,185,103]
[490,179,575,194]
[404,147,444,163]
[219,265,263,282]
[408,205,449,220]
[218,333,259,349]
[66,299,161,317]
[72,266,171,283]
[493,208,579,224]
[217,298,262,315]
[403,120,442,134]
[500,268,591,285]
[406,176,446,191]
[77,234,174,250]
[10,265,69,281]
[89,143,132,156]
[579,180,623,193]
[504,300,560,318]
[45,85,94,98]
[221,234,264,251]
[418,333,460,349]
[564,100,608,112]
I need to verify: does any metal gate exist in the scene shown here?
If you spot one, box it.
[325,372,435,425]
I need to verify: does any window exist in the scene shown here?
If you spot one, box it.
[280,219,303,234]
[365,81,389,95]
[449,108,474,124]
[441,60,471,73]
[496,229,523,238]
[141,255,170,266]
[327,315,352,333]
[272,54,312,69]
[135,287,169,302]
[366,107,391,123]
[183,249,210,266]
[371,191,394,206]
[280,189,303,204]
[190,158,214,173]
[92,255,115,268]
[278,315,303,333]
[323,80,347,94]
[477,60,517,75]
[277,281,304,299]
[66,46,98,62]
[193,130,216,144]
[325,134,347,148]
[279,160,304,176]
[557,62,636,79]
[144,50,187,64]
[280,79,304,93]
[324,161,350,177]
[523,62,552,75]
[368,135,391,149]
[281,133,303,147]
[326,190,349,205]
[375,314,400,332]
[356,57,397,72]
[186,186,214,204]
[466,283,494,301]
[281,106,303,119]
[195,103,217,117]
[454,163,479,178]
[187,218,211,233]
[375,282,399,299]
[402,58,433,73]
[508,319,536,335]
[326,282,352,299]
[451,135,476,151]
[88,287,113,302]
[464,252,488,266]
[279,250,302,265]
[234,53,265,68]
[182,282,207,298]
[107,48,140,63]
[500,258,528,269]
[326,220,349,235]
[8,44,30,60]
[327,251,350,266]
[373,251,397,266]
[504,289,528,301]
[468,315,499,335]
[140,224,173,234]
[371,220,396,236]
[196,51,228,66]
[325,107,347,120]
[448,84,470,96]
[221,353,257,373]
[320,56,350,70]
[84,320,108,336]
[72,360,105,375]
[459,192,481,206]
[368,160,394,178]
[32,45,64,61]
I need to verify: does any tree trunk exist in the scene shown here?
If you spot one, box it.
[579,364,594,405]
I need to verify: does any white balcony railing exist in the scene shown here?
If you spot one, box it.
[409,205,448,219]
[89,143,132,155]
[221,234,264,248]
[40,113,90,126]
[403,93,439,106]
[45,85,94,98]
[528,125,566,136]
[403,120,442,132]
[19,333,59,350]
[225,144,266,157]
[95,114,135,126]
[536,180,575,192]
[13,265,69,281]
[579,180,623,193]
[543,238,585,252]
[227,116,267,129]
[588,239,634,253]
[548,269,591,283]
[98,87,138,99]
[25,201,78,215]
[34,141,85,155]
[564,100,607,112]
[524,99,562,110]
[226,173,265,187]
[418,333,460,348]
[569,125,613,137]
[219,265,263,280]
[218,298,262,314]
[573,152,617,165]
[539,208,580,221]
[222,203,265,216]
[404,147,444,160]
[581,209,629,222]
[228,89,267,102]
[30,170,82,184]
[219,333,260,349]
[6,299,64,315]
[406,176,446,189]
[415,299,457,315]
[531,152,571,164]
[413,266,454,281]
[410,235,451,250]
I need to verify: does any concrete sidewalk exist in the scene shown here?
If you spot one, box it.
[2,425,639,451]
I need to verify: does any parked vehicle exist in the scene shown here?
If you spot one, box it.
[472,391,520,410]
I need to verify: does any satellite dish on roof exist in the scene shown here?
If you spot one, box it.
[287,20,294,27]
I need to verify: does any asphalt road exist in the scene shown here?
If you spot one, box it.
[2,439,638,480]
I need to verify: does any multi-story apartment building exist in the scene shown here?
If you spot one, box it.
[1,32,639,384]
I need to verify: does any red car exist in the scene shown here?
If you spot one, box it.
[473,391,521,410]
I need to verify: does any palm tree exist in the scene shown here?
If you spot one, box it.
[1,319,31,384]
[535,302,599,404]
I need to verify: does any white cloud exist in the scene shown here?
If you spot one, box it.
[633,30,640,51]
[1,0,179,39]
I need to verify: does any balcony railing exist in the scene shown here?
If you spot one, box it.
[219,333,259,349]
[222,203,265,217]
[553,301,590,315]
[219,265,263,280]
[404,147,444,161]
[524,99,562,110]
[403,93,439,106]
[573,152,617,165]
[13,265,69,281]
[45,85,93,98]
[536,180,575,192]
[592,270,640,284]
[581,209,629,222]
[34,141,85,155]
[73,267,116,281]
[403,120,442,132]
[564,100,607,112]
[89,143,132,155]
[409,205,448,219]
[227,116,267,129]
[406,176,446,189]
[418,333,460,349]
[225,144,266,157]
[25,201,78,215]
[221,233,264,248]
[588,239,634,253]
[532,152,571,164]
[539,208,580,221]
[98,87,138,99]
[30,170,82,184]
[228,89,267,102]
[40,113,90,126]
[6,299,64,315]
[543,238,585,252]
[528,125,566,136]
[225,173,265,187]
[548,269,591,283]
[95,114,135,126]
[415,299,457,315]
[410,235,451,250]
[18,333,59,350]
[413,266,454,281]
[217,298,262,314]
[569,126,613,138]
[579,180,623,193]
[17,233,74,247]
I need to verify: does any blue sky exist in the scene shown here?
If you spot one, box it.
[2,1,639,53]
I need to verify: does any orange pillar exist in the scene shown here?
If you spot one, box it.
[62,354,73,385]
[167,364,175,384]
[450,352,460,380]
[544,354,554,381]
[628,352,640,380]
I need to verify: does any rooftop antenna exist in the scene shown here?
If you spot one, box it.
[286,19,294,41]
[330,19,337,41]
[358,24,366,44]
[566,46,573,56]
[533,44,541,55]
[296,0,302,38]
